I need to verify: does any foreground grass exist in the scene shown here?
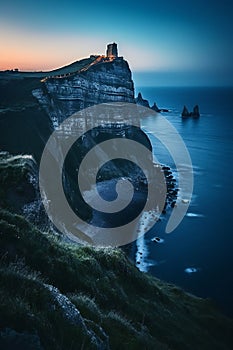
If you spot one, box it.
[0,209,233,349]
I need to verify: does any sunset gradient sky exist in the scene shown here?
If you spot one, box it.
[1,0,233,86]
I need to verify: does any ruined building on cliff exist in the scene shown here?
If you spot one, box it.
[33,43,135,133]
[106,43,118,59]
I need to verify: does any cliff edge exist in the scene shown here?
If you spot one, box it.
[33,56,134,127]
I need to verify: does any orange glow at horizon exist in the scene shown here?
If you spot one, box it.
[0,38,86,71]
[0,54,79,72]
[0,21,170,73]
[0,22,105,72]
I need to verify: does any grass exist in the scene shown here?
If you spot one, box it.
[0,208,233,349]
[0,150,232,349]
[0,56,97,80]
[0,152,37,213]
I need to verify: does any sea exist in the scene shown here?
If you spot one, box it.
[135,86,233,316]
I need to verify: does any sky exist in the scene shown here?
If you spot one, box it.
[0,0,233,86]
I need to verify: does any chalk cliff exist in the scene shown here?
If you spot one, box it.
[31,52,152,229]
[33,57,134,127]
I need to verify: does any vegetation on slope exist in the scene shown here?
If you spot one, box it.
[1,151,233,349]
[0,208,233,349]
[0,56,97,79]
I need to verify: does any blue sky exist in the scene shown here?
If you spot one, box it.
[1,0,233,86]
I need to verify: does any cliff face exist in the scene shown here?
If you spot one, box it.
[31,56,149,232]
[33,57,134,127]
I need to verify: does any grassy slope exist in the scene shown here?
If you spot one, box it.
[0,209,233,350]
[0,78,53,163]
[0,152,233,349]
[0,56,97,79]
[0,153,37,214]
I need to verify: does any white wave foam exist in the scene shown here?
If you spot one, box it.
[186,213,204,218]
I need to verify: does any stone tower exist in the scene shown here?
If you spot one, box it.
[106,43,118,58]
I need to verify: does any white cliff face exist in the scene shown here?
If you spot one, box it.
[33,58,135,128]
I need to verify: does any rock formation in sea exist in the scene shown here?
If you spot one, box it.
[151,102,160,112]
[135,92,169,113]
[182,105,200,118]
[182,105,190,117]
[135,92,150,108]
[192,104,200,117]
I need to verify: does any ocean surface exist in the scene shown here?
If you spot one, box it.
[135,86,233,316]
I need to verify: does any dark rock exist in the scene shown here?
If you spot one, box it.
[182,105,200,118]
[151,102,160,112]
[33,57,135,126]
[0,328,43,350]
[191,104,200,117]
[139,99,169,113]
[135,92,150,108]
[182,105,190,117]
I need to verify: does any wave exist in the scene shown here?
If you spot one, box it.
[186,213,204,218]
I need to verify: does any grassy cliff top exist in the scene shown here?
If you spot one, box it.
[0,56,98,79]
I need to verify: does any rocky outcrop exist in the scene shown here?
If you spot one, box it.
[135,92,169,113]
[192,104,200,117]
[151,102,160,112]
[182,105,200,118]
[45,284,109,349]
[181,105,190,117]
[0,152,49,229]
[33,57,134,127]
[135,92,150,108]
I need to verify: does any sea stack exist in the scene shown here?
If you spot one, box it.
[135,92,150,108]
[192,105,200,118]
[182,105,200,118]
[182,105,190,118]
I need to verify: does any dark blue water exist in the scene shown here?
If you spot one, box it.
[136,87,233,316]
